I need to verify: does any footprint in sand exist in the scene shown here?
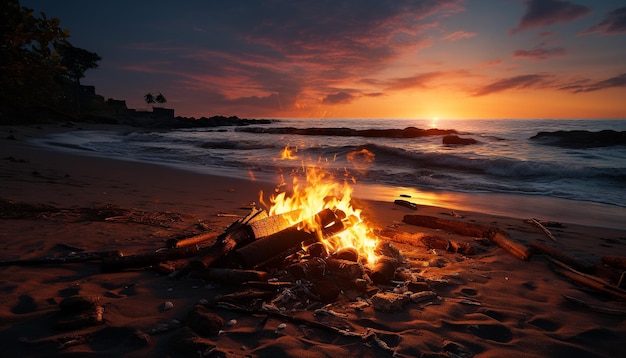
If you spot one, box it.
[467,323,513,343]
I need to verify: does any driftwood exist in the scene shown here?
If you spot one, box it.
[547,257,626,300]
[1,250,123,267]
[403,214,531,260]
[101,245,202,273]
[527,218,558,242]
[562,294,626,316]
[601,256,626,270]
[487,229,532,261]
[166,232,218,249]
[403,214,488,237]
[530,240,593,272]
[394,199,417,210]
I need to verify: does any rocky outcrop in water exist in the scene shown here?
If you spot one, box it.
[235,126,457,138]
[442,135,478,145]
[529,130,626,148]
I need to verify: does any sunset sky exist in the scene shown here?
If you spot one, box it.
[22,0,626,119]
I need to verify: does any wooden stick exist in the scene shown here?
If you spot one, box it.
[166,232,218,249]
[546,257,626,300]
[101,246,201,272]
[529,218,558,242]
[486,228,532,261]
[562,294,626,316]
[530,240,593,272]
[403,214,490,237]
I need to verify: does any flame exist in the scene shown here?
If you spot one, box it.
[279,145,297,160]
[261,164,380,266]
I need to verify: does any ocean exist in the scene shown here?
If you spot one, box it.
[32,118,626,229]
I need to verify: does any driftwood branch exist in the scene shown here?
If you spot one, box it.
[403,214,531,260]
[166,232,218,249]
[101,246,202,273]
[527,218,558,242]
[546,256,626,300]
[529,240,593,272]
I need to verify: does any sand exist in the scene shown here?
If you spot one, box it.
[1,123,625,357]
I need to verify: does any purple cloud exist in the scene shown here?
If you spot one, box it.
[512,43,567,60]
[472,74,551,96]
[510,0,591,34]
[322,92,356,104]
[559,73,626,93]
[384,72,445,91]
[443,30,477,41]
[580,7,626,35]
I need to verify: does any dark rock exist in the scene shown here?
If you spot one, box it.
[442,135,478,145]
[235,126,458,138]
[529,130,626,148]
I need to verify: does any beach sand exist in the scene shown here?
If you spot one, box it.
[1,124,625,357]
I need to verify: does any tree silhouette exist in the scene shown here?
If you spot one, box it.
[144,93,155,104]
[155,93,167,104]
[1,1,69,114]
[58,43,101,114]
[144,92,166,107]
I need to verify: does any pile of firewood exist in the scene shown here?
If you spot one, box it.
[98,207,413,307]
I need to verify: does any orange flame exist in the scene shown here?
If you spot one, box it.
[279,145,297,160]
[261,164,380,266]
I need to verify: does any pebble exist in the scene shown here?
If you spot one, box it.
[161,301,174,311]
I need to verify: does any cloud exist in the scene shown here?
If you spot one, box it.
[119,1,465,115]
[510,0,591,34]
[443,30,477,41]
[512,43,567,60]
[384,72,445,91]
[559,73,626,93]
[580,7,626,35]
[322,92,356,104]
[472,74,551,96]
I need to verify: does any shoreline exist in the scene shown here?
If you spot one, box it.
[2,123,626,357]
[8,123,626,230]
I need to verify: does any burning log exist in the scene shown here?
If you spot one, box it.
[189,208,265,270]
[249,209,298,238]
[369,256,400,285]
[233,208,343,269]
[326,258,365,280]
[288,257,327,281]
